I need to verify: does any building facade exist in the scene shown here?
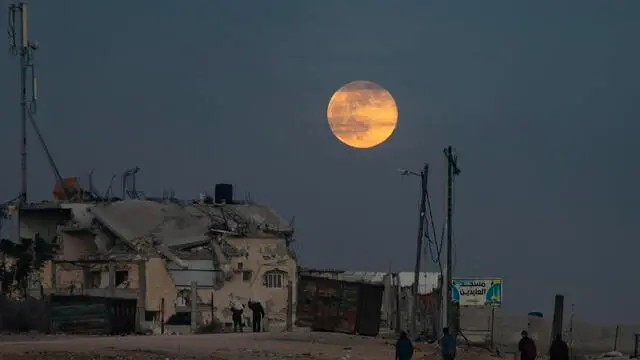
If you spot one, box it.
[20,192,297,331]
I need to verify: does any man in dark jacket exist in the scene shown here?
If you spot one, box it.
[549,334,569,360]
[518,331,537,360]
[248,299,265,332]
[231,302,244,332]
[440,327,456,360]
[395,331,414,360]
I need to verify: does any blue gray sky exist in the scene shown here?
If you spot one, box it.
[1,1,638,324]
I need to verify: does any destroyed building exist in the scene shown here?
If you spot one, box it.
[19,181,297,330]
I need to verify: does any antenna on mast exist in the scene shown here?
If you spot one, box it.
[8,2,36,205]
[8,3,71,204]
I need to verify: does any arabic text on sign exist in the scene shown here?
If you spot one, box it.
[459,288,487,296]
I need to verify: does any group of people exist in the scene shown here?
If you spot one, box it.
[230,299,265,333]
[518,331,570,360]
[395,328,570,360]
[395,328,457,360]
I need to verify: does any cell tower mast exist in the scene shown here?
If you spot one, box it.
[8,2,38,206]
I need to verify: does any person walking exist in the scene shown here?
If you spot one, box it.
[518,330,538,360]
[549,334,569,360]
[395,331,414,360]
[248,299,265,332]
[230,301,244,333]
[440,327,456,360]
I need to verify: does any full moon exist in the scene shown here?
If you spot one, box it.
[327,80,398,149]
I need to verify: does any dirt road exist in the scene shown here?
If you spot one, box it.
[0,331,502,360]
[0,331,402,360]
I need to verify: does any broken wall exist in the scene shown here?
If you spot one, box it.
[40,260,140,295]
[144,237,297,327]
[60,231,97,259]
[144,257,177,320]
[19,208,68,241]
[210,237,296,325]
[40,230,127,292]
[39,231,95,291]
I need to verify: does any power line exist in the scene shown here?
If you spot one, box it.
[424,188,443,273]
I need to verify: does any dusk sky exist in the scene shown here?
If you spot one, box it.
[1,1,638,324]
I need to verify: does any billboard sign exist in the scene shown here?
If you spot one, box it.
[452,278,503,306]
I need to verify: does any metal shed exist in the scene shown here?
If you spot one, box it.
[296,275,384,337]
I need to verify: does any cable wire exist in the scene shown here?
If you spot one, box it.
[425,188,443,274]
[26,105,67,193]
[7,5,17,55]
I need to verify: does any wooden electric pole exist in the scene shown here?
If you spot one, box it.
[409,163,429,338]
[442,146,460,333]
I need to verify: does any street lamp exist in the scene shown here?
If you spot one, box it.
[397,164,429,338]
[397,168,421,177]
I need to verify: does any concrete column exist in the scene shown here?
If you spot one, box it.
[551,294,564,341]
[108,262,115,297]
[286,280,293,331]
[383,273,391,329]
[50,261,57,291]
[82,267,91,293]
[136,260,146,333]
[190,281,197,333]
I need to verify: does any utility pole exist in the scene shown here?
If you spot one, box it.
[442,146,460,333]
[409,163,429,338]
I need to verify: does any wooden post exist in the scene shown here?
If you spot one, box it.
[490,305,496,348]
[286,280,293,331]
[613,324,620,351]
[190,281,197,333]
[210,292,214,324]
[136,260,147,333]
[160,297,165,335]
[437,274,444,338]
[551,294,564,343]
[394,273,401,334]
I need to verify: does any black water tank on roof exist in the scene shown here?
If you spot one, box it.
[214,183,233,204]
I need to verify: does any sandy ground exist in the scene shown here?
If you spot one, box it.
[0,331,505,360]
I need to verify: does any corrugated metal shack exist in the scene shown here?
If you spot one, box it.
[296,274,384,336]
[49,295,137,335]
